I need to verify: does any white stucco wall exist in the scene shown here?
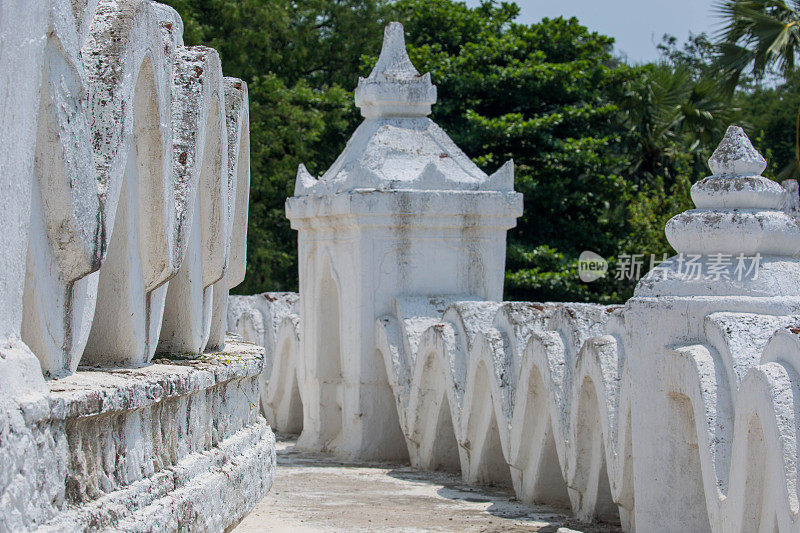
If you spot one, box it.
[0,1,272,530]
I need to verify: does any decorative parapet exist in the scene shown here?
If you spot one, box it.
[0,0,272,530]
[245,293,632,525]
[0,0,253,376]
[248,124,800,532]
[3,0,253,376]
[374,299,627,524]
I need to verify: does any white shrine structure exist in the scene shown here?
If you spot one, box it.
[286,22,522,459]
[230,22,800,533]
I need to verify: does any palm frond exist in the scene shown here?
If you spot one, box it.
[714,0,800,81]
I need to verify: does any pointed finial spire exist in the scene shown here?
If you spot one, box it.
[369,22,420,81]
[708,125,767,177]
[354,22,437,119]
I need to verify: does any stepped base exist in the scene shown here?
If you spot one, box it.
[4,338,275,532]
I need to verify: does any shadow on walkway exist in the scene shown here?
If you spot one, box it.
[235,434,620,533]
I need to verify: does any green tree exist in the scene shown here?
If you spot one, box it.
[715,0,800,176]
[164,0,389,85]
[605,30,740,288]
[736,72,800,177]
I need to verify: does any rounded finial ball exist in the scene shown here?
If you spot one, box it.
[708,125,767,177]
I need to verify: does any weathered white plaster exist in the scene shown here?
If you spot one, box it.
[285,22,522,460]
[33,339,272,533]
[79,0,183,366]
[205,77,252,352]
[157,45,228,355]
[229,293,302,432]
[0,1,270,530]
[21,0,104,377]
[0,0,47,346]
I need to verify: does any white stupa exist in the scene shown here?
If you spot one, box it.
[285,22,523,460]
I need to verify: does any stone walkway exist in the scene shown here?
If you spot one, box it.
[234,437,620,532]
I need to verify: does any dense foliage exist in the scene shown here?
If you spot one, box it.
[162,0,798,303]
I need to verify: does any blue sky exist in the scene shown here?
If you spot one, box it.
[464,0,720,64]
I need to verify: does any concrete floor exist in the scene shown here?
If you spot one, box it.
[234,437,621,533]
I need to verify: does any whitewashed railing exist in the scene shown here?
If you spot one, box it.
[232,44,800,529]
[0,1,271,530]
[4,0,250,380]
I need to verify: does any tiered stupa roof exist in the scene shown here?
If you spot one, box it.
[294,22,513,197]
